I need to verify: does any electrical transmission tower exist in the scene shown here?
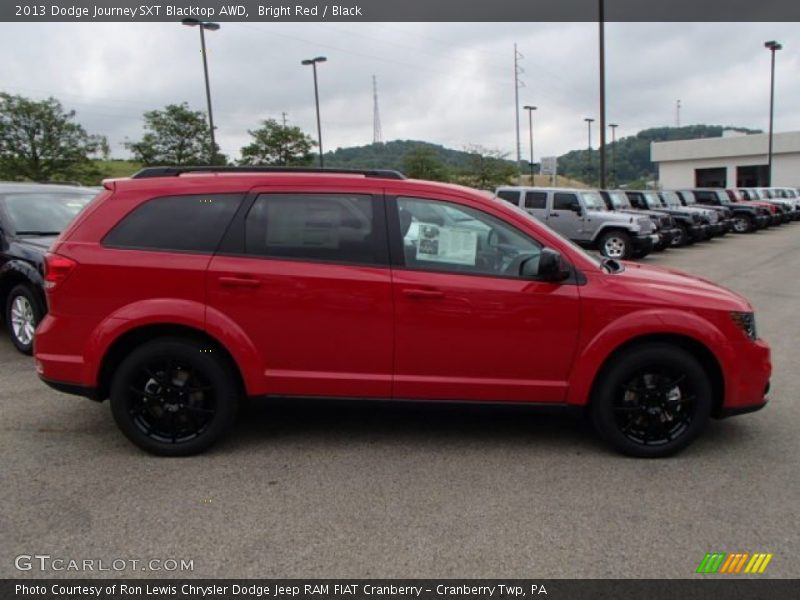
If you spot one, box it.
[676,99,681,128]
[372,75,383,144]
[514,44,525,182]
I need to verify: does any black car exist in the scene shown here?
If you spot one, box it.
[679,189,767,234]
[599,190,680,251]
[625,190,707,246]
[0,183,97,353]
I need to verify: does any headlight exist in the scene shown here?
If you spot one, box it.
[730,311,757,341]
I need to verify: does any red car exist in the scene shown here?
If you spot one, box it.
[35,167,771,457]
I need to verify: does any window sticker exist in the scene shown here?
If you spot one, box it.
[415,223,478,266]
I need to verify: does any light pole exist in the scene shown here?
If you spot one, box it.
[764,40,782,186]
[302,56,327,168]
[523,105,537,183]
[182,17,220,164]
[584,117,595,185]
[598,0,607,189]
[609,123,618,188]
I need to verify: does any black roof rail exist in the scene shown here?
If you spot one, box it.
[130,166,407,180]
[36,180,83,186]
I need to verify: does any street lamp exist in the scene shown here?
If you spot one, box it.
[523,105,537,183]
[302,56,327,168]
[609,123,618,188]
[764,40,782,186]
[584,117,595,185]
[182,17,220,164]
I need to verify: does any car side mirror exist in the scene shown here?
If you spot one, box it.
[526,248,570,282]
[572,203,583,216]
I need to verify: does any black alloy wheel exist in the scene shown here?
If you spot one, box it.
[110,338,238,455]
[591,343,712,458]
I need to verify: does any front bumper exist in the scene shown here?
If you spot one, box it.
[755,214,770,228]
[632,234,655,255]
[716,338,771,417]
[655,228,678,249]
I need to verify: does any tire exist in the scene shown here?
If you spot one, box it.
[110,337,239,456]
[590,343,712,458]
[5,283,44,355]
[732,214,754,233]
[672,224,690,247]
[598,230,633,260]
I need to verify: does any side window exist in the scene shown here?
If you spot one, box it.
[103,194,243,253]
[524,191,547,209]
[396,196,542,279]
[553,193,578,211]
[496,190,521,206]
[245,193,384,266]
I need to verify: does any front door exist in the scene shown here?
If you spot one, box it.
[206,190,393,398]
[549,191,584,240]
[389,194,581,403]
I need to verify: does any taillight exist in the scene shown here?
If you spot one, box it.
[44,253,77,290]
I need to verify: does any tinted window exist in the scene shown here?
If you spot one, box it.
[496,190,521,206]
[245,193,382,265]
[524,191,547,209]
[104,194,242,253]
[553,193,578,211]
[1,191,95,234]
[396,196,541,278]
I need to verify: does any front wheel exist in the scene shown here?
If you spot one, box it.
[591,343,712,458]
[672,224,691,246]
[598,230,633,260]
[732,214,754,233]
[5,283,44,354]
[110,338,239,456]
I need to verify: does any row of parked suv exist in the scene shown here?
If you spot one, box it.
[494,186,800,260]
[0,168,773,458]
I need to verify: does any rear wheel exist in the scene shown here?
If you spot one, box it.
[591,343,712,458]
[110,338,238,456]
[599,230,633,260]
[5,283,44,355]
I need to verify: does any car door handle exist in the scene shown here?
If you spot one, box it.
[218,276,261,289]
[402,288,444,299]
[550,213,560,217]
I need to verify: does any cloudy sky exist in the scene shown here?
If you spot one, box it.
[1,21,798,161]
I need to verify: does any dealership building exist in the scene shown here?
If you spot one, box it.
[651,130,800,189]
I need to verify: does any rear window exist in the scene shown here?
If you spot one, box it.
[1,191,95,234]
[103,194,243,253]
[496,190,521,206]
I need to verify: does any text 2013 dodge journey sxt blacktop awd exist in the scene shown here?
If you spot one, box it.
[34,167,771,457]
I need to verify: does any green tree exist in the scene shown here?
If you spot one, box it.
[459,144,516,190]
[238,119,315,166]
[126,103,222,166]
[402,145,448,181]
[0,92,101,182]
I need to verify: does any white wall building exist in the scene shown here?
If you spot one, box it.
[651,130,800,189]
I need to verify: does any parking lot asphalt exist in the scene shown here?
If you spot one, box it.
[1,224,799,580]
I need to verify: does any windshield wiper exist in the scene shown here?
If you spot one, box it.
[15,230,61,236]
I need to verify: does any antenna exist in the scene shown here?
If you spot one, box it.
[372,75,383,144]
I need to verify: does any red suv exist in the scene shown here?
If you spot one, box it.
[34,167,771,457]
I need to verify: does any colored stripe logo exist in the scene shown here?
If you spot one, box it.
[697,552,773,574]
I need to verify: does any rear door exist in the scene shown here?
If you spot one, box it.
[206,186,394,398]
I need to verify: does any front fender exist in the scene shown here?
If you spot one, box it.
[565,308,732,406]
[590,222,638,242]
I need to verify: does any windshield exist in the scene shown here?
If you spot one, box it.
[607,191,630,209]
[580,192,606,211]
[1,191,95,234]
[714,190,732,205]
[681,191,697,205]
[643,192,663,209]
[660,191,681,208]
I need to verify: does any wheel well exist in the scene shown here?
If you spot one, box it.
[97,324,246,401]
[588,333,725,417]
[595,227,632,242]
